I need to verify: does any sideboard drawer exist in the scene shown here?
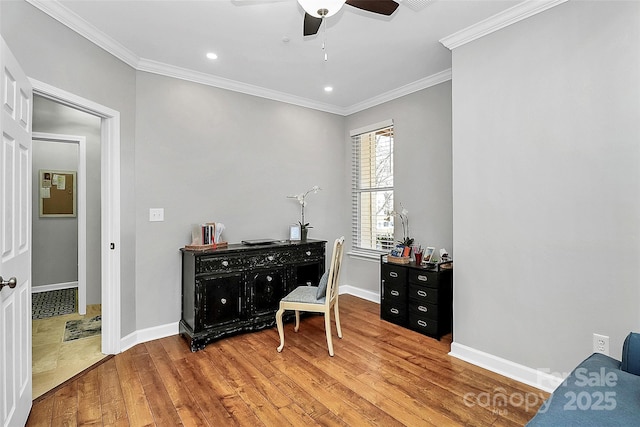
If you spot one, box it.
[197,254,246,273]
[408,283,438,304]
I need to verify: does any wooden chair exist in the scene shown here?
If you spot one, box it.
[276,236,345,356]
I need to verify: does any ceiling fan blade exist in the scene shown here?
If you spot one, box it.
[303,13,323,36]
[345,0,399,16]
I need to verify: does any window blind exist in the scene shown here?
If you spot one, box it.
[351,122,394,253]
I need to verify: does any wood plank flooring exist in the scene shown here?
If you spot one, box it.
[27,295,548,426]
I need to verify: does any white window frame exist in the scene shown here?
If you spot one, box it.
[350,119,394,259]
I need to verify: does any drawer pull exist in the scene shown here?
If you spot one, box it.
[221,298,227,305]
[390,308,399,315]
[417,290,427,297]
[267,255,274,261]
[417,275,428,282]
[390,272,398,278]
[306,251,311,256]
[222,260,229,267]
[390,290,399,297]
[417,320,427,327]
[418,305,428,313]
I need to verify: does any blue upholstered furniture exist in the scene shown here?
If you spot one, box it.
[527,333,640,426]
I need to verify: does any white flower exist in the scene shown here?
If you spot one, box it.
[287,186,322,229]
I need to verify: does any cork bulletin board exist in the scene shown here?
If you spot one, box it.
[39,170,76,217]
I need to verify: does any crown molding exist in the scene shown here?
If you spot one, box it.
[26,0,139,68]
[344,68,452,115]
[137,58,347,115]
[439,0,568,50]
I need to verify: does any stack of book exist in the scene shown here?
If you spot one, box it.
[184,222,228,251]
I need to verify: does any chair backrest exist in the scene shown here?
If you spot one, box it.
[324,236,345,303]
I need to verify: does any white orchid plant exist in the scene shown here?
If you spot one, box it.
[386,203,413,246]
[287,185,321,230]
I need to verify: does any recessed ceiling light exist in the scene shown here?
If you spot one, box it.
[206,52,218,60]
[324,86,333,92]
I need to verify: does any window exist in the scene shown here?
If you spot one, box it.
[351,120,394,254]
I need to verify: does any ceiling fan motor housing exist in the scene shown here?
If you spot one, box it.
[298,0,347,18]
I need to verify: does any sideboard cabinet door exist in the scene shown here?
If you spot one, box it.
[199,273,242,330]
[249,268,285,316]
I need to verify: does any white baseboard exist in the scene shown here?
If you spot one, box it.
[449,342,563,393]
[117,285,378,353]
[120,321,180,353]
[32,281,78,293]
[340,285,380,304]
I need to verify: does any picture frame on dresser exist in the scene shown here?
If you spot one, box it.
[289,224,301,241]
[421,247,435,265]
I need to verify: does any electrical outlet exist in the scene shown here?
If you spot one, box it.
[593,333,609,355]
[149,208,164,222]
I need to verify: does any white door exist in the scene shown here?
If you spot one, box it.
[0,37,33,426]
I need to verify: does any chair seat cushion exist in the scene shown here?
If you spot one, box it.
[283,286,325,304]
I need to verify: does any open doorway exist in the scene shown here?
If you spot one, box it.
[30,97,103,398]
[29,79,122,399]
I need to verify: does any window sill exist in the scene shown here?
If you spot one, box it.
[347,250,386,263]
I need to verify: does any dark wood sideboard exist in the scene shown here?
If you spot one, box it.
[180,239,326,351]
[380,256,453,340]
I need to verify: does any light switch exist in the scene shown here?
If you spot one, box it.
[149,208,164,222]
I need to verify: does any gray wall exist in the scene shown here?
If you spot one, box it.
[451,1,640,374]
[133,72,347,329]
[343,82,453,295]
[1,0,138,336]
[32,96,102,304]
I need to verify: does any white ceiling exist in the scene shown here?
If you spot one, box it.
[29,0,522,114]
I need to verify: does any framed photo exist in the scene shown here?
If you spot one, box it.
[421,247,436,265]
[289,224,301,241]
[390,243,405,257]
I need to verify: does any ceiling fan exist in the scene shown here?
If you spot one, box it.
[298,0,399,36]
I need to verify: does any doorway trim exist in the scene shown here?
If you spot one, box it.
[32,132,87,314]
[30,78,121,354]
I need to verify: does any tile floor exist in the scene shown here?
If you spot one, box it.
[32,304,107,399]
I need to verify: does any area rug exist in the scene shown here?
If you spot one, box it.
[64,315,101,342]
[32,288,77,319]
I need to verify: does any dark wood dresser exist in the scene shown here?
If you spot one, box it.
[380,256,453,340]
[180,239,326,351]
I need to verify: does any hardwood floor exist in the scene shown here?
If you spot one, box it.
[27,295,548,426]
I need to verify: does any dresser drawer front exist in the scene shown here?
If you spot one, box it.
[408,284,438,304]
[381,264,407,285]
[381,303,408,325]
[409,300,438,320]
[408,270,439,288]
[408,314,438,336]
[383,279,406,301]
